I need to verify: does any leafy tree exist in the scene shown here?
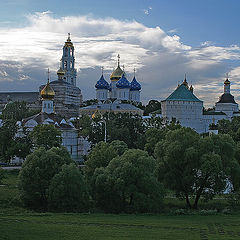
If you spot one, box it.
[155,128,238,208]
[93,149,164,213]
[144,100,161,115]
[0,119,18,162]
[30,124,62,150]
[109,140,128,156]
[1,101,37,122]
[18,147,73,210]
[0,168,6,184]
[84,141,118,179]
[48,163,90,212]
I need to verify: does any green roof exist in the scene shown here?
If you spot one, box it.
[164,84,202,102]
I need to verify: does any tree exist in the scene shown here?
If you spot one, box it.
[144,100,161,115]
[109,140,128,156]
[18,147,73,210]
[48,163,90,212]
[1,101,37,122]
[30,124,62,150]
[93,149,164,213]
[0,168,6,184]
[84,141,118,179]
[155,128,238,208]
[0,119,18,162]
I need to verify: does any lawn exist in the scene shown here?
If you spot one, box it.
[1,170,240,240]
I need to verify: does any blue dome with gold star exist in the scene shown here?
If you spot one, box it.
[95,75,109,89]
[130,76,141,91]
[116,73,130,89]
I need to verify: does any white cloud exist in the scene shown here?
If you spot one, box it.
[0,12,239,106]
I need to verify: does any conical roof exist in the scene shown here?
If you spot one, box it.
[164,84,202,102]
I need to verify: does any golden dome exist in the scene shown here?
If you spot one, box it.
[40,81,55,100]
[110,66,124,81]
[92,109,101,119]
[57,67,65,76]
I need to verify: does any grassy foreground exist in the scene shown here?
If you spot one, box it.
[1,171,240,240]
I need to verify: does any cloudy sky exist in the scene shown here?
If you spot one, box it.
[0,0,240,106]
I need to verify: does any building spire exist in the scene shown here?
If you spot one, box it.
[101,66,104,75]
[67,32,71,41]
[117,54,120,67]
[47,68,50,83]
[134,67,136,77]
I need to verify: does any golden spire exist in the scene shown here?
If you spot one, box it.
[110,54,124,81]
[64,33,73,47]
[224,72,230,85]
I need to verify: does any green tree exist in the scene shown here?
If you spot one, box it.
[0,168,6,184]
[48,163,90,212]
[155,128,238,208]
[30,124,62,150]
[18,147,73,210]
[93,149,164,213]
[110,140,128,156]
[0,119,18,162]
[1,101,37,122]
[84,141,118,179]
[144,100,161,115]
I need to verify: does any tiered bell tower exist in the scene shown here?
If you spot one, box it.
[61,33,77,86]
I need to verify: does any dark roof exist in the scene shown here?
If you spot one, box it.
[164,84,202,102]
[217,93,237,104]
[203,111,226,115]
[50,80,70,85]
[0,92,39,103]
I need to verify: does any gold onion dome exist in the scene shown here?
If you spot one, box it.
[110,54,124,81]
[57,67,65,75]
[40,80,55,100]
[64,33,73,48]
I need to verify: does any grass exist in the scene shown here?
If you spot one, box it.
[1,170,240,239]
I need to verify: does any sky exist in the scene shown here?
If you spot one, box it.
[0,0,240,106]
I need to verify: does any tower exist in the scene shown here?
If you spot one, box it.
[61,33,77,86]
[130,68,141,102]
[40,69,55,114]
[95,68,109,101]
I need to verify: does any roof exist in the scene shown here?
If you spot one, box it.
[116,74,130,89]
[203,111,226,115]
[130,76,141,91]
[0,92,39,103]
[164,84,202,102]
[80,102,143,113]
[217,93,237,104]
[95,75,109,90]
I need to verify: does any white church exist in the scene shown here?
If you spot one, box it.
[161,76,239,133]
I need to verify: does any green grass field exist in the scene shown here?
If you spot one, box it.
[1,170,240,240]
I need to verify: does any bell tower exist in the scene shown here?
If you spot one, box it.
[61,33,77,86]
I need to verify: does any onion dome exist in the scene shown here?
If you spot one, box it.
[130,76,141,91]
[57,67,65,76]
[64,33,73,48]
[116,73,130,89]
[95,74,110,89]
[40,80,55,100]
[110,54,124,81]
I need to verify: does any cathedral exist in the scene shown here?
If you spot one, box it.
[79,55,143,116]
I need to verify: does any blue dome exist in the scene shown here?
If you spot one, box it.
[130,76,141,91]
[116,73,130,89]
[95,75,109,90]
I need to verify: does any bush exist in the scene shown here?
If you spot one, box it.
[48,164,90,212]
